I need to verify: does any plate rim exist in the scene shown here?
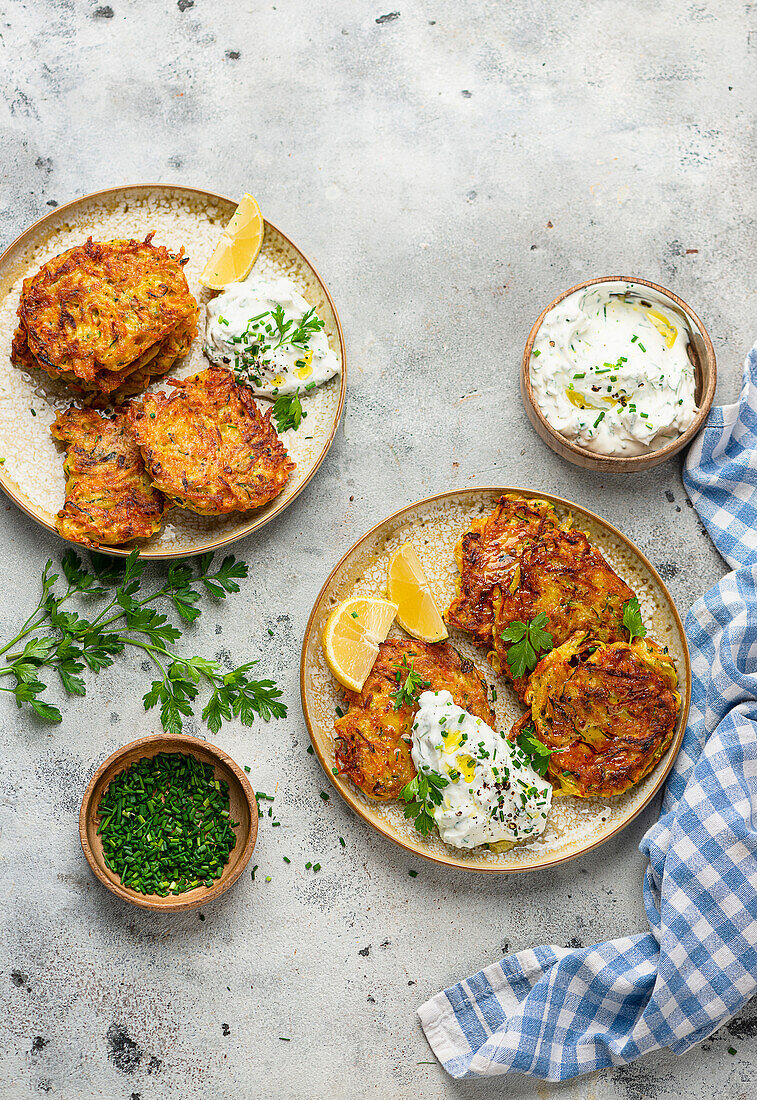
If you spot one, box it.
[0,182,347,559]
[300,486,692,873]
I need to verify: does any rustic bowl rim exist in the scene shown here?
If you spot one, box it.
[300,485,691,873]
[79,732,258,911]
[521,274,717,470]
[0,182,347,558]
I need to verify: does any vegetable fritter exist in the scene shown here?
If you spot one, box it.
[127,366,295,515]
[490,529,636,698]
[12,234,198,398]
[513,632,680,798]
[334,638,494,800]
[51,406,168,548]
[447,495,567,646]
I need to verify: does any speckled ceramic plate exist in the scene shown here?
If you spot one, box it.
[0,184,346,558]
[300,488,690,873]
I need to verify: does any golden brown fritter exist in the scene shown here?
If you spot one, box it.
[447,495,567,646]
[490,529,636,698]
[334,638,494,800]
[51,406,168,548]
[127,366,295,515]
[513,632,680,798]
[12,234,197,398]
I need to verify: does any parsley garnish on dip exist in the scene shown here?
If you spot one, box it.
[205,276,340,398]
[410,690,552,849]
[529,283,697,456]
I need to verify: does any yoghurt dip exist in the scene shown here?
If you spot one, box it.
[410,690,552,849]
[529,282,698,456]
[205,275,340,398]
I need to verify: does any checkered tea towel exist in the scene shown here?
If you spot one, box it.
[417,344,757,1080]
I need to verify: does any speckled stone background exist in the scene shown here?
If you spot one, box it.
[0,2,755,1098]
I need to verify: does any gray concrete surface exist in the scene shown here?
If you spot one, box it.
[0,1,755,1097]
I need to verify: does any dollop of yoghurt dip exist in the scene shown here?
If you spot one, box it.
[205,275,341,398]
[529,283,697,455]
[411,690,552,849]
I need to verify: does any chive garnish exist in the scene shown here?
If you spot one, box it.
[593,411,605,428]
[96,752,238,897]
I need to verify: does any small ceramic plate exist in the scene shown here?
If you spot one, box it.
[300,488,690,873]
[0,184,346,558]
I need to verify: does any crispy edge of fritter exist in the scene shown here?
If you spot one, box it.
[13,306,199,402]
[489,528,636,699]
[15,234,197,382]
[446,495,567,646]
[515,631,680,798]
[50,405,168,548]
[127,366,295,516]
[333,638,494,800]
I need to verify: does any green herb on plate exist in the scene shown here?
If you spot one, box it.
[400,768,449,836]
[500,612,553,680]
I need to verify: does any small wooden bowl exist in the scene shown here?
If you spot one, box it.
[521,275,717,472]
[79,734,257,912]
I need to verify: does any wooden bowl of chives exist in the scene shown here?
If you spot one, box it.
[79,734,258,912]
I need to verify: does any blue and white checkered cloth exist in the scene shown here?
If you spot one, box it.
[418,345,757,1081]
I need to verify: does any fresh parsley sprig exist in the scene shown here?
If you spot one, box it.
[0,550,286,735]
[272,389,306,434]
[400,768,449,836]
[500,611,553,679]
[391,656,431,711]
[622,597,647,644]
[515,725,553,777]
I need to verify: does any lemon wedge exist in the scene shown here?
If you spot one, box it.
[322,597,398,692]
[200,193,264,289]
[387,543,448,643]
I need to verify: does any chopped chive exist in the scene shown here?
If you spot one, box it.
[408,869,418,878]
[532,349,541,357]
[593,411,605,428]
[339,837,346,847]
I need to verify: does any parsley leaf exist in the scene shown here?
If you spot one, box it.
[0,550,284,737]
[390,656,431,711]
[515,726,553,777]
[501,611,553,679]
[272,389,306,433]
[400,769,449,837]
[622,597,646,643]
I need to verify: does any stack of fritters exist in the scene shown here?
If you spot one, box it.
[334,638,493,800]
[51,407,168,548]
[445,495,680,799]
[12,234,198,404]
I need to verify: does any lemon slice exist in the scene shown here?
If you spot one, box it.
[322,597,398,692]
[200,193,264,289]
[387,543,448,643]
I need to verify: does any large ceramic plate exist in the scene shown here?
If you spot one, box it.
[0,185,346,558]
[301,488,690,873]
